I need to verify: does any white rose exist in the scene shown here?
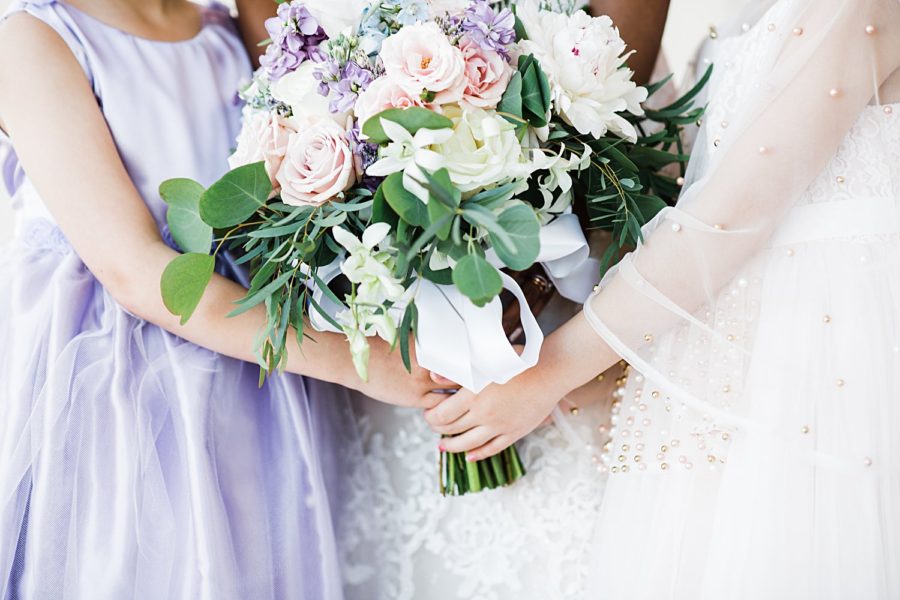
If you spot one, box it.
[270,62,349,125]
[435,107,536,193]
[516,2,648,142]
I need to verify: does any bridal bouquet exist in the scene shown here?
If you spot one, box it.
[159,0,707,495]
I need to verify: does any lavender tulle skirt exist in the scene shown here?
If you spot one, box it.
[0,221,356,599]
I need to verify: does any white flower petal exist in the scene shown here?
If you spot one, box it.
[362,222,392,249]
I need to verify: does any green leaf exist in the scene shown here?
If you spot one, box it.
[371,183,400,228]
[452,254,503,307]
[398,302,418,372]
[468,182,519,211]
[228,270,294,317]
[160,178,212,254]
[497,71,524,123]
[427,199,454,241]
[199,162,271,228]
[160,253,215,325]
[491,203,541,270]
[422,168,461,209]
[361,107,453,145]
[519,54,551,128]
[382,172,428,227]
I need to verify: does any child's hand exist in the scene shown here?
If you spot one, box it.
[423,367,563,461]
[349,337,459,410]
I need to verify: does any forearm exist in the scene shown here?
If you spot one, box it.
[235,0,279,66]
[590,0,669,84]
[529,311,620,398]
[117,240,355,385]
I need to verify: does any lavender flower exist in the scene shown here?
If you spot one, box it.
[461,1,516,59]
[316,60,376,114]
[260,1,328,81]
[347,123,382,190]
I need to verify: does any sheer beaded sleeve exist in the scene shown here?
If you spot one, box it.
[583,0,900,416]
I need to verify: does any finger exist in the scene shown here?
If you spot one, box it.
[424,389,475,428]
[428,410,476,436]
[465,435,513,462]
[439,426,494,454]
[429,371,459,388]
[419,392,449,411]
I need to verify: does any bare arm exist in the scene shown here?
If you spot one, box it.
[0,14,443,407]
[591,0,670,85]
[234,0,278,67]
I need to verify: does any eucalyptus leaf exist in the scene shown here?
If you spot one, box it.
[200,162,271,229]
[160,253,215,325]
[382,172,428,227]
[491,203,540,270]
[160,178,212,254]
[452,254,503,307]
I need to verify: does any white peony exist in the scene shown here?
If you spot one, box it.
[516,2,648,142]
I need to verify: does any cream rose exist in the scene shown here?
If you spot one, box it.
[458,36,512,110]
[228,110,296,184]
[354,77,428,131]
[435,106,536,193]
[276,117,357,206]
[379,22,467,105]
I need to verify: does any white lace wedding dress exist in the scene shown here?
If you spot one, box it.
[337,295,618,600]
[581,0,900,598]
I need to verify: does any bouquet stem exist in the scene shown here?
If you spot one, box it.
[440,444,526,496]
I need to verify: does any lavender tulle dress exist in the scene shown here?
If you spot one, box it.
[0,2,356,598]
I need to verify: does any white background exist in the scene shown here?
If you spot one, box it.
[0,0,745,243]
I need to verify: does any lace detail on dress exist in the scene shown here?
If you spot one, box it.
[337,402,609,600]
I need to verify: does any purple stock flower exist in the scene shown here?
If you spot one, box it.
[316,60,375,114]
[347,123,382,190]
[260,1,328,81]
[461,1,516,59]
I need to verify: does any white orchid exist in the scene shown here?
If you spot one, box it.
[332,223,408,379]
[366,118,453,201]
[529,142,591,217]
[333,223,406,303]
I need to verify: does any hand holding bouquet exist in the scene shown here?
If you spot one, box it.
[159,0,708,495]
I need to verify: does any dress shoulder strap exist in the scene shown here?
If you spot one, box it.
[1,1,95,90]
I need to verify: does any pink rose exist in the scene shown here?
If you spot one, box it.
[379,22,466,105]
[276,117,357,207]
[459,37,512,110]
[228,111,296,185]
[354,77,427,130]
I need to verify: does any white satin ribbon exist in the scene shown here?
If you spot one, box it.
[485,213,600,302]
[308,214,598,392]
[412,272,544,392]
[535,213,601,303]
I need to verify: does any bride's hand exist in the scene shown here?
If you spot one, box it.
[423,366,564,461]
